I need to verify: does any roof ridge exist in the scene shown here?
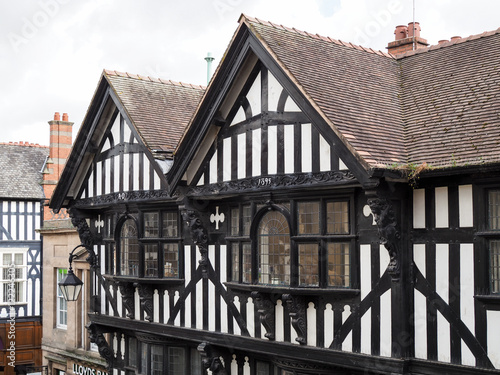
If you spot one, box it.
[241,14,393,58]
[394,26,500,58]
[103,69,206,90]
[0,141,48,148]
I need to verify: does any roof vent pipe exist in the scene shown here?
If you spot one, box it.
[204,52,215,85]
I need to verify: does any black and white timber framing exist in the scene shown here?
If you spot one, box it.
[50,17,500,375]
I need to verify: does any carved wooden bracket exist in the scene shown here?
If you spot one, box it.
[365,188,401,281]
[198,342,228,374]
[87,323,114,371]
[251,291,276,340]
[134,282,154,322]
[182,209,209,278]
[117,281,135,319]
[282,294,307,345]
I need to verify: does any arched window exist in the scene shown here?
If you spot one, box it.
[258,211,290,285]
[120,219,140,276]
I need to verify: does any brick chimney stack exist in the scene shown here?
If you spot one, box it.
[42,112,73,221]
[387,22,429,55]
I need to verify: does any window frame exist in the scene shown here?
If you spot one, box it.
[227,196,355,289]
[56,268,68,329]
[106,209,182,280]
[0,248,27,305]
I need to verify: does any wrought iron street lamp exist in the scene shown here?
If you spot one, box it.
[58,244,85,301]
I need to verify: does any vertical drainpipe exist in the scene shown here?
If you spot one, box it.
[205,52,215,85]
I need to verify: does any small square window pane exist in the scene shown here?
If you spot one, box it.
[168,347,185,375]
[327,201,349,234]
[298,202,320,234]
[144,212,159,238]
[231,244,239,282]
[489,190,500,230]
[491,240,500,294]
[162,212,178,237]
[164,243,179,277]
[231,208,239,236]
[242,205,252,236]
[144,244,158,277]
[299,244,319,286]
[242,243,251,283]
[328,242,350,287]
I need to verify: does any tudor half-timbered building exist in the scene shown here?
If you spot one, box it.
[0,141,47,374]
[50,15,500,375]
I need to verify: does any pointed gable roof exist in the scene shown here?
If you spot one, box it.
[242,16,406,167]
[104,70,205,153]
[50,70,205,210]
[170,15,500,193]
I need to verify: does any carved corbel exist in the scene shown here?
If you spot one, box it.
[68,208,99,269]
[365,187,401,281]
[117,281,135,319]
[134,282,154,322]
[182,209,209,278]
[87,323,114,371]
[198,342,228,375]
[282,294,307,345]
[251,291,275,340]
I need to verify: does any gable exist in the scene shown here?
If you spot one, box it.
[78,109,166,201]
[184,59,355,194]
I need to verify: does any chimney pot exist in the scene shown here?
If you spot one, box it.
[62,113,69,121]
[438,39,448,45]
[54,112,60,121]
[408,22,421,38]
[450,36,461,41]
[394,25,408,41]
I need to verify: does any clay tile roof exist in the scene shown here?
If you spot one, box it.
[104,71,205,153]
[0,143,49,199]
[242,15,406,167]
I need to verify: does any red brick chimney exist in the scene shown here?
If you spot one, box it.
[42,112,73,221]
[387,22,429,55]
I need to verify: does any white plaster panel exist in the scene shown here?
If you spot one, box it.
[223,138,231,182]
[460,243,476,366]
[142,155,150,191]
[268,126,277,175]
[103,158,110,194]
[275,300,284,342]
[380,290,392,357]
[436,243,450,363]
[324,304,334,348]
[237,133,246,179]
[360,244,371,299]
[196,247,203,329]
[210,150,218,184]
[122,154,129,192]
[361,307,371,354]
[413,189,426,229]
[284,96,301,112]
[184,245,191,328]
[102,138,110,152]
[284,125,294,174]
[319,134,331,172]
[487,310,500,369]
[123,120,132,143]
[301,123,312,173]
[133,153,140,191]
[339,158,348,170]
[252,129,261,177]
[114,156,120,193]
[435,186,449,228]
[246,297,255,337]
[246,71,261,117]
[230,106,246,126]
[413,249,427,360]
[268,72,282,112]
[307,302,317,346]
[110,115,121,144]
[459,185,473,227]
[233,296,241,336]
[153,169,161,190]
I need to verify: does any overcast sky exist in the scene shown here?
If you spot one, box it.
[2,0,499,146]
